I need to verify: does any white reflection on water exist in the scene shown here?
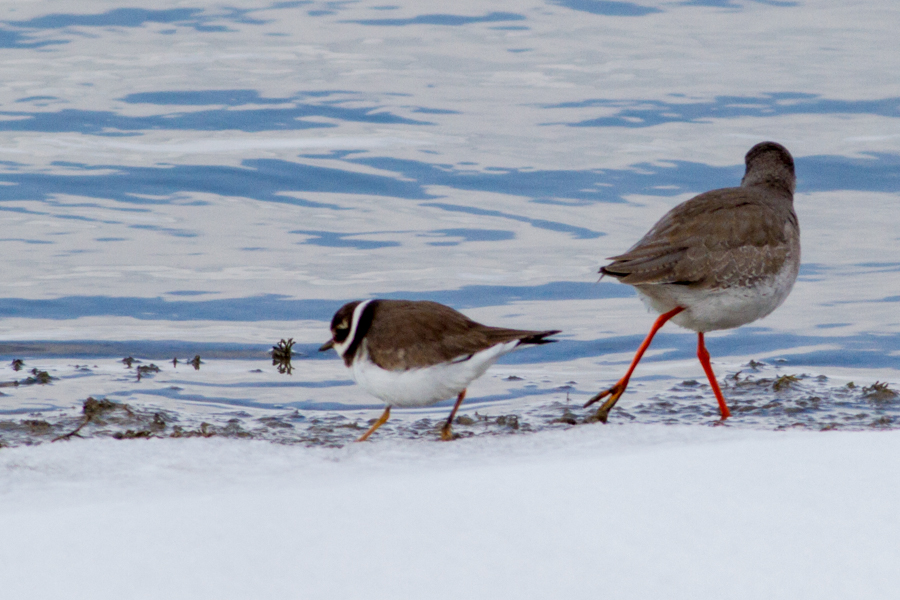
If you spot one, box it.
[0,0,899,442]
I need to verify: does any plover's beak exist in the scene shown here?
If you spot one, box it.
[319,339,335,352]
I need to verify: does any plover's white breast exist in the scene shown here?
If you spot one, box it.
[351,339,520,408]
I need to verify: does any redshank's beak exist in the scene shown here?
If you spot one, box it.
[319,339,335,352]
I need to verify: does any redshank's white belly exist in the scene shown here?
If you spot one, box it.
[634,260,799,333]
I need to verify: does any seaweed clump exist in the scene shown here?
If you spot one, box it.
[136,364,161,381]
[272,338,295,375]
[862,381,898,403]
[53,398,133,441]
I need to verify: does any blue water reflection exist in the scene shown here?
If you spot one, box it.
[351,153,899,201]
[0,160,432,208]
[2,7,265,43]
[549,1,661,17]
[680,0,797,6]
[422,228,516,245]
[0,339,273,360]
[346,12,526,26]
[290,229,401,250]
[0,282,630,322]
[1,95,431,134]
[550,94,900,128]
[803,153,900,193]
[3,152,897,223]
[422,203,603,239]
[17,90,894,137]
[0,29,62,49]
[4,328,900,371]
[0,294,343,322]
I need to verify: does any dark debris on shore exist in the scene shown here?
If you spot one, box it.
[1,357,898,449]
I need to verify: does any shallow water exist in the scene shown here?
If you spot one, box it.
[1,0,899,446]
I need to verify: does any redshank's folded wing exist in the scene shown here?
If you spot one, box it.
[601,188,797,287]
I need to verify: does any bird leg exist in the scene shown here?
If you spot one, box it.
[584,306,685,423]
[440,389,467,441]
[696,332,731,419]
[356,406,391,442]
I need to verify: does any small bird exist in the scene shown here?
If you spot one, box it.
[586,141,799,422]
[320,299,560,441]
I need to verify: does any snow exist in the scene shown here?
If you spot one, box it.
[2,426,897,599]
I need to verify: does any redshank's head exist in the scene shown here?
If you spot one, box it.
[741,141,795,196]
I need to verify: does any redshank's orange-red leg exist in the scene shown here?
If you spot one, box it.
[356,406,391,442]
[585,306,685,422]
[697,332,731,419]
[440,389,467,441]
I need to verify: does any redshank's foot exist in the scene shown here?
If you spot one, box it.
[586,398,618,423]
[583,383,627,423]
[439,423,458,441]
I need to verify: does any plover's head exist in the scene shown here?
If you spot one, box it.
[319,300,371,358]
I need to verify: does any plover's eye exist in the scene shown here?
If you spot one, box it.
[334,325,350,343]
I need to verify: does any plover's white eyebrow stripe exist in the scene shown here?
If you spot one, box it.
[344,299,373,355]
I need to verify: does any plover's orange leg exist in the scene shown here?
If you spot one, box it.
[585,306,685,422]
[440,389,467,441]
[356,406,391,442]
[697,332,731,419]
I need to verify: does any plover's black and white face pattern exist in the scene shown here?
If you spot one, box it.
[587,141,800,423]
[320,299,371,366]
[320,299,559,441]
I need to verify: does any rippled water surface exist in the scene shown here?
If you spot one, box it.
[1,0,899,445]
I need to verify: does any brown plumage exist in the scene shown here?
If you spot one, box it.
[587,141,800,422]
[321,299,559,441]
[324,299,558,370]
[359,300,557,370]
[602,142,798,291]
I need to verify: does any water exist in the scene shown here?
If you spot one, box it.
[1,0,899,446]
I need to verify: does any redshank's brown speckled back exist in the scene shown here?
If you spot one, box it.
[586,141,799,422]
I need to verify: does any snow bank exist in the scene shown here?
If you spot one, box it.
[1,425,897,599]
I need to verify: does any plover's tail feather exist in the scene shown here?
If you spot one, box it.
[512,329,561,346]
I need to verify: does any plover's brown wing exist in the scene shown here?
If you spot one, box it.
[364,300,558,370]
[601,188,798,288]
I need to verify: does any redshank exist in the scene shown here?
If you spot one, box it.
[586,141,799,422]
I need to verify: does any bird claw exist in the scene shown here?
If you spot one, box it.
[583,388,612,408]
[584,383,626,422]
[585,407,612,424]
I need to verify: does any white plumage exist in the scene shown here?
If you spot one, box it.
[351,338,521,408]
[321,298,559,441]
